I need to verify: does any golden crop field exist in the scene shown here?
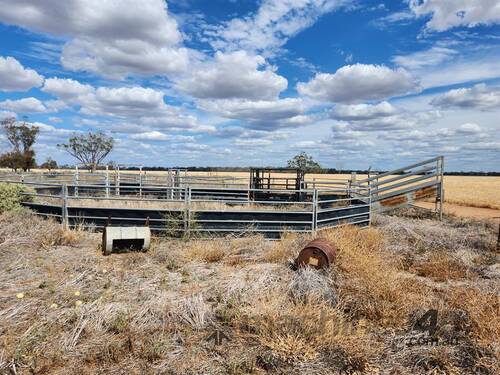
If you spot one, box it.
[441,176,500,210]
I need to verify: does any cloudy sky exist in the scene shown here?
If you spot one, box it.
[0,0,499,171]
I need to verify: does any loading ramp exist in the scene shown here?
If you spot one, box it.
[353,156,444,218]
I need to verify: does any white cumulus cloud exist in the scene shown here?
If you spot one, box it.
[81,86,170,118]
[457,123,482,134]
[0,56,44,91]
[130,131,194,142]
[330,101,441,131]
[0,97,46,113]
[331,101,398,121]
[42,77,94,101]
[0,0,188,79]
[297,64,419,103]
[175,51,287,100]
[199,97,310,129]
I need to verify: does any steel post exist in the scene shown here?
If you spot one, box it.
[139,166,143,198]
[183,187,190,236]
[61,184,68,229]
[438,156,444,220]
[312,188,318,234]
[105,166,110,198]
[74,166,79,197]
[115,167,120,196]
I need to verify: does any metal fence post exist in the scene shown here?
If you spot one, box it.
[312,188,318,235]
[368,185,372,227]
[174,170,180,200]
[61,183,68,230]
[247,176,251,203]
[187,187,192,236]
[105,165,110,198]
[438,156,444,220]
[115,168,120,196]
[74,166,79,197]
[434,156,444,220]
[139,166,143,198]
[183,187,190,236]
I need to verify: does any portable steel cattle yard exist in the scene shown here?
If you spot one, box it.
[0,156,444,238]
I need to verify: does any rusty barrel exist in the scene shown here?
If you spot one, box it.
[296,238,337,269]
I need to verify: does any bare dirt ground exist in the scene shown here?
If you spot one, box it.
[415,202,500,220]
[0,208,498,374]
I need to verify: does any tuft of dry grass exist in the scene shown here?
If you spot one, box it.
[319,226,430,326]
[183,239,230,263]
[0,209,83,250]
[235,289,376,366]
[42,226,84,248]
[261,231,311,263]
[173,293,212,330]
[288,267,338,306]
[444,288,500,346]
[411,252,472,281]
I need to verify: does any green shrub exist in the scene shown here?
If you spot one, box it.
[0,183,34,213]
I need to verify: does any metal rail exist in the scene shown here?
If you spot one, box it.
[8,179,370,238]
[0,156,445,236]
[354,156,444,218]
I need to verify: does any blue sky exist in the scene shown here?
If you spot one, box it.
[0,0,499,171]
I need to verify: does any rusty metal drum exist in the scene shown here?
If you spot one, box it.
[296,238,337,269]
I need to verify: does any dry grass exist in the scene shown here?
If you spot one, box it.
[183,239,229,263]
[321,226,435,326]
[239,291,375,367]
[0,209,83,250]
[261,231,311,263]
[0,209,498,374]
[411,252,472,281]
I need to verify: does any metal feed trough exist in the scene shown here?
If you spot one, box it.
[101,216,151,255]
[102,225,151,255]
[0,156,445,238]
